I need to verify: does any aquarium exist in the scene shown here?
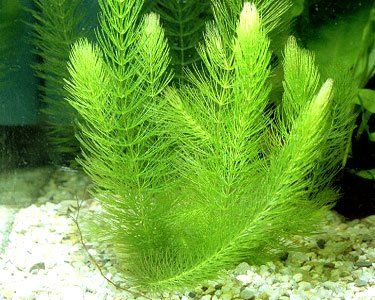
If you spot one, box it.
[0,0,374,299]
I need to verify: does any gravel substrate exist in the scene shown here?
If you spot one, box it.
[0,168,374,299]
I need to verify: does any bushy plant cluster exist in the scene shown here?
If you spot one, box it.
[65,0,356,291]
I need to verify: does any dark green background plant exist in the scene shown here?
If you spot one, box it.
[30,0,84,162]
[29,0,99,163]
[147,0,211,83]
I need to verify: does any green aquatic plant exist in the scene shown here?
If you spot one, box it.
[67,0,354,292]
[155,5,352,289]
[66,0,174,288]
[30,0,87,162]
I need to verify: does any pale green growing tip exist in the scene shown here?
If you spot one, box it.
[238,2,260,34]
[312,79,334,113]
[144,13,160,36]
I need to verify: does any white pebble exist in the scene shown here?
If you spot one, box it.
[236,274,251,284]
[293,273,303,283]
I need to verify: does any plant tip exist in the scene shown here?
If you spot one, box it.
[239,2,260,34]
[312,79,334,112]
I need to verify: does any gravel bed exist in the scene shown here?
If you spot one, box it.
[0,168,374,299]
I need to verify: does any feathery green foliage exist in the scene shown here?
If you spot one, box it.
[208,0,303,105]
[281,37,355,172]
[281,37,320,126]
[147,0,211,82]
[152,5,349,290]
[30,0,86,162]
[67,0,355,292]
[211,0,295,54]
[66,0,175,287]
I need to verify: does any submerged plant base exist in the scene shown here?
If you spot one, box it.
[0,170,373,299]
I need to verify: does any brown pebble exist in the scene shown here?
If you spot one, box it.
[317,239,326,249]
[324,262,335,269]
